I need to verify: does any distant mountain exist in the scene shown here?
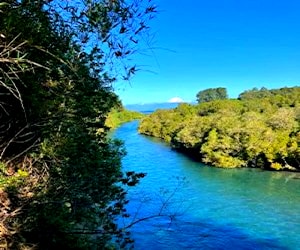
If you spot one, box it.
[125,102,181,114]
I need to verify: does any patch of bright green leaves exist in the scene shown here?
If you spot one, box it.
[0,162,28,189]
[105,107,144,129]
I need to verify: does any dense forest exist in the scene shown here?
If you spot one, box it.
[0,0,155,249]
[139,87,300,171]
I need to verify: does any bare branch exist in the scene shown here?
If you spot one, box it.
[0,125,29,160]
[6,138,40,164]
[0,57,50,70]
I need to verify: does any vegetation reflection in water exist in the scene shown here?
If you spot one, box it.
[113,121,300,250]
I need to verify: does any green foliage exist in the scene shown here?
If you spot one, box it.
[139,87,300,171]
[238,87,272,100]
[105,107,144,129]
[0,0,156,249]
[196,87,228,103]
[238,87,300,107]
[0,162,29,189]
[138,104,194,143]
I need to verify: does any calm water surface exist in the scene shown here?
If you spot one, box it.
[113,121,300,250]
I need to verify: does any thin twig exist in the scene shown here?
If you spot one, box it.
[0,125,29,159]
[6,138,40,164]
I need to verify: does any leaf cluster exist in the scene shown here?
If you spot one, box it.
[196,87,228,103]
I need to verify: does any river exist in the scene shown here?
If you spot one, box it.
[113,121,300,250]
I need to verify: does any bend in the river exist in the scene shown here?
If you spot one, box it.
[113,121,300,250]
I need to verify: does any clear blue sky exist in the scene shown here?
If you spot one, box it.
[114,0,300,105]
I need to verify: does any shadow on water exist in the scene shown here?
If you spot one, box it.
[129,217,289,250]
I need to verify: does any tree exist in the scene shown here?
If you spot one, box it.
[196,87,228,103]
[238,87,271,100]
[0,0,156,249]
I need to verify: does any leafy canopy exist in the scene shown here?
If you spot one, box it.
[196,87,228,103]
[0,0,156,249]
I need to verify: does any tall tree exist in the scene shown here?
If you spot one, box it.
[196,87,228,103]
[0,0,156,249]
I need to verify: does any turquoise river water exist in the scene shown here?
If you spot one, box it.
[113,121,300,250]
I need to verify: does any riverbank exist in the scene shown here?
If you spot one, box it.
[138,87,300,171]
